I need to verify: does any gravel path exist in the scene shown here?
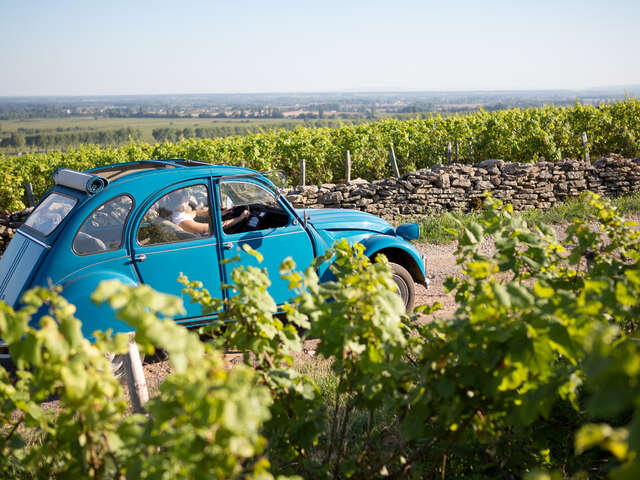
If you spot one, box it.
[414,237,498,320]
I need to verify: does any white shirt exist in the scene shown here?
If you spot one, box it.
[170,211,192,225]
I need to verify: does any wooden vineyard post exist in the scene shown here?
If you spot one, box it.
[124,333,149,413]
[300,158,306,186]
[24,183,35,208]
[468,140,474,163]
[345,150,352,183]
[582,131,590,165]
[447,142,452,164]
[455,139,459,163]
[389,144,400,178]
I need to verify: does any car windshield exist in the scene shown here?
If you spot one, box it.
[24,193,77,236]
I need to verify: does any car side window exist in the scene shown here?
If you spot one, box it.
[73,195,133,255]
[219,181,289,235]
[137,184,212,246]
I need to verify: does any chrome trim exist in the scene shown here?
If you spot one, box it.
[17,230,51,249]
[422,254,430,289]
[142,241,218,255]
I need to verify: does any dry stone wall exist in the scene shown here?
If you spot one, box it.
[1,154,639,252]
[284,154,640,221]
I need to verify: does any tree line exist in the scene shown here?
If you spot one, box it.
[0,127,143,150]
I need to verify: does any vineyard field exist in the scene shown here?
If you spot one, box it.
[0,100,639,211]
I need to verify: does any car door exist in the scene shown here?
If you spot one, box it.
[217,178,315,306]
[131,180,223,324]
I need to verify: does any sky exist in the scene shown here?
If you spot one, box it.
[1,0,639,96]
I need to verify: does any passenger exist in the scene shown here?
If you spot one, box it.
[160,189,210,235]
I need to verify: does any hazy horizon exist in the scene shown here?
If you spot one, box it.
[3,0,639,97]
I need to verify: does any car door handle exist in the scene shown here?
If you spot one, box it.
[134,254,146,262]
[223,242,233,250]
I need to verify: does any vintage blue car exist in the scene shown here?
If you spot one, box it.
[0,159,427,352]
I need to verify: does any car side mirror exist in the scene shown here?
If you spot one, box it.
[396,222,420,241]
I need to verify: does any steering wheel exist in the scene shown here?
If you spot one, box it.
[245,206,261,230]
[224,205,260,234]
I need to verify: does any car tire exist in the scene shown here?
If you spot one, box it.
[106,352,127,380]
[0,357,16,378]
[106,352,146,381]
[390,262,415,312]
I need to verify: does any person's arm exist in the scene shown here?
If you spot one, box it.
[193,206,209,217]
[178,219,209,235]
[222,209,249,230]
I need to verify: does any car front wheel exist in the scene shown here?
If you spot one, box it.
[390,262,415,311]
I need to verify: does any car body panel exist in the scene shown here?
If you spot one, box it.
[221,226,316,304]
[297,208,427,285]
[216,177,317,304]
[132,238,222,320]
[0,231,48,307]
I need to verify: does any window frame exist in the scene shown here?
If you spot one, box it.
[218,179,292,236]
[135,183,213,248]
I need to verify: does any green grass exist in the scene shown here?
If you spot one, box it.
[416,193,640,244]
[294,355,338,401]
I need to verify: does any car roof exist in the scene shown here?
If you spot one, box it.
[86,159,256,184]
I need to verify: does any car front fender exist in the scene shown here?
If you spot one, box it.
[361,234,427,285]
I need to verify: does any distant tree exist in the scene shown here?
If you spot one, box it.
[8,132,25,150]
[182,127,194,139]
[152,128,170,142]
[113,128,126,144]
[130,128,142,141]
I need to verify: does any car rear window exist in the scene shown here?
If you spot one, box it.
[73,194,134,255]
[24,193,77,236]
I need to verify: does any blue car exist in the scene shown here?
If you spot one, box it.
[0,159,427,354]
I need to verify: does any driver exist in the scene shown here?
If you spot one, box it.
[221,206,250,233]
